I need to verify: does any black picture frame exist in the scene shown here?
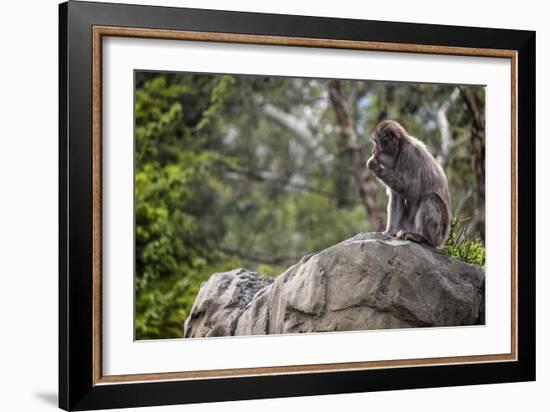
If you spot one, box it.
[59,1,536,410]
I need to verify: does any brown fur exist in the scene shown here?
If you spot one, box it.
[366,120,451,248]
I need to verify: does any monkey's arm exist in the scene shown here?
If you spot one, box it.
[367,156,405,195]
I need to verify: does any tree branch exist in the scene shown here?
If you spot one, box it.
[254,94,317,144]
[224,164,358,204]
[253,94,332,167]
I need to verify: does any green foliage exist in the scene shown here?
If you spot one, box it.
[134,71,486,339]
[444,218,486,266]
[135,73,236,339]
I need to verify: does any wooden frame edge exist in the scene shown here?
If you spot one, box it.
[92,27,103,385]
[97,353,515,385]
[511,51,519,362]
[94,26,517,58]
[91,26,519,386]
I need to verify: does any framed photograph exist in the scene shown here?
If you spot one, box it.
[59,1,535,410]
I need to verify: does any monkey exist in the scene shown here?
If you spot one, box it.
[366,120,451,248]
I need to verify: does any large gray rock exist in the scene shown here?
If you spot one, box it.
[184,233,485,338]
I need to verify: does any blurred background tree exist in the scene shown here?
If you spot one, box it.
[134,71,485,340]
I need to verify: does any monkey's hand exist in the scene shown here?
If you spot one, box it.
[367,156,383,175]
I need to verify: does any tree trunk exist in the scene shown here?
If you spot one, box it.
[328,80,386,231]
[460,87,486,240]
[435,87,460,167]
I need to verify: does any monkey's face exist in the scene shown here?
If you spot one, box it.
[371,128,400,169]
